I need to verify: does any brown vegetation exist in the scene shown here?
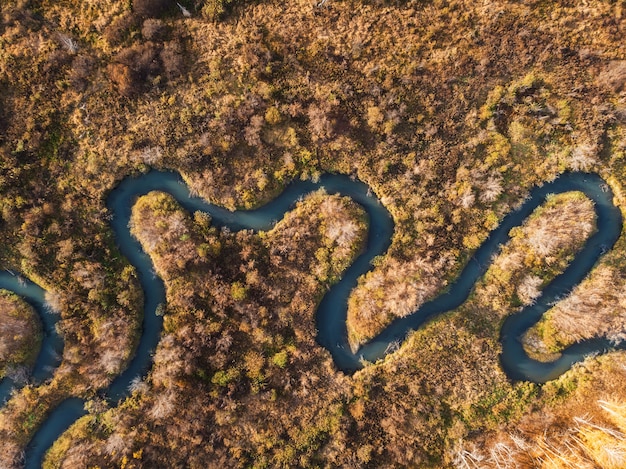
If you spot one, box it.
[133,0,171,19]
[0,291,41,379]
[0,0,625,467]
[597,61,626,93]
[482,191,596,315]
[45,187,367,468]
[529,254,626,354]
[454,352,626,469]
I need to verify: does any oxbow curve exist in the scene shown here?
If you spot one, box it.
[0,170,622,468]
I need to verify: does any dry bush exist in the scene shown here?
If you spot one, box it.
[115,42,161,77]
[0,293,41,377]
[133,0,171,19]
[308,104,335,143]
[244,114,264,147]
[160,41,184,80]
[568,143,598,172]
[69,55,95,91]
[107,62,138,97]
[108,42,161,96]
[44,290,64,314]
[103,13,138,47]
[201,0,246,20]
[149,392,177,420]
[597,61,626,93]
[142,18,169,41]
[517,274,543,306]
[43,49,72,76]
[538,264,626,348]
[104,433,130,456]
[455,395,626,469]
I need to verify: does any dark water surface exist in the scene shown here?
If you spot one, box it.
[0,170,621,467]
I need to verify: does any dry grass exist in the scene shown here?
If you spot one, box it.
[0,291,41,379]
[455,353,626,469]
[529,262,626,352]
[0,0,625,466]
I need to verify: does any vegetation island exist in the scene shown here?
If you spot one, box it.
[1,0,626,467]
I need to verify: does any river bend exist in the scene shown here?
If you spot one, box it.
[0,170,621,468]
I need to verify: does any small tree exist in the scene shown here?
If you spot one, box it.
[133,0,171,18]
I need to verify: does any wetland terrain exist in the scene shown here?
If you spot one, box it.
[1,0,626,467]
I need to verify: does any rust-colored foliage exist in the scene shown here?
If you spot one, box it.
[0,0,625,467]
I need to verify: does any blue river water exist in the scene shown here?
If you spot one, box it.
[0,170,621,467]
[0,275,63,405]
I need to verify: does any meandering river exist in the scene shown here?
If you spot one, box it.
[0,170,622,468]
[0,275,63,406]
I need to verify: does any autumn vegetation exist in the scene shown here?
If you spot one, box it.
[527,230,626,356]
[0,0,625,467]
[485,191,597,318]
[453,352,626,469]
[0,292,41,381]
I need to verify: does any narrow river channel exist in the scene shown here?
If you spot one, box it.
[0,170,621,467]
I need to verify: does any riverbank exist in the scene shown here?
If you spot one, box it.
[1,0,625,467]
[28,169,625,467]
